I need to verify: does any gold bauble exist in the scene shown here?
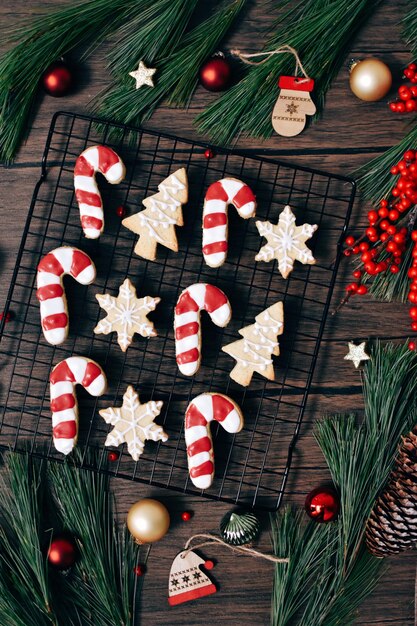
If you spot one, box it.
[127,498,170,544]
[349,58,392,102]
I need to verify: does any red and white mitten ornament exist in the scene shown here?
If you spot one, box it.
[168,550,216,606]
[272,76,316,137]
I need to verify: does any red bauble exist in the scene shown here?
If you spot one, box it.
[199,57,232,92]
[42,61,73,97]
[47,536,77,569]
[305,486,339,523]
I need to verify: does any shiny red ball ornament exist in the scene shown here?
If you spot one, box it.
[181,511,192,522]
[305,486,339,523]
[47,537,77,569]
[42,61,73,97]
[108,450,119,462]
[199,57,232,92]
[134,564,146,576]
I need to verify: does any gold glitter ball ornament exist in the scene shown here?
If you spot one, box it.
[349,58,392,102]
[127,498,170,544]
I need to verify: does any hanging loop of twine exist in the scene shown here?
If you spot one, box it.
[182,533,288,564]
[231,45,310,83]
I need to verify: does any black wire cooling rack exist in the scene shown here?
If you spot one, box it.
[0,111,355,510]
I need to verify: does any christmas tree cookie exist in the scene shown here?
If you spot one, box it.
[222,302,284,386]
[255,205,318,279]
[122,168,188,260]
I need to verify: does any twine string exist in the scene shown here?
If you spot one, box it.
[231,44,310,82]
[182,533,289,564]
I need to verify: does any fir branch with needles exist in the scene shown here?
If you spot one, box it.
[0,452,140,626]
[195,0,382,145]
[92,0,248,127]
[0,0,149,164]
[271,342,417,626]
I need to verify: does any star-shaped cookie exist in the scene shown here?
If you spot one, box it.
[94,278,160,351]
[100,385,168,461]
[255,205,318,279]
[344,341,370,369]
[129,60,156,89]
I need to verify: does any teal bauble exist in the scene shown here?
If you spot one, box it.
[220,510,260,546]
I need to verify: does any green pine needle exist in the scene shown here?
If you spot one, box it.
[271,342,417,626]
[195,0,382,145]
[93,0,248,127]
[0,0,148,164]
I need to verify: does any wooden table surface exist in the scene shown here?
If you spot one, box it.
[1,1,416,624]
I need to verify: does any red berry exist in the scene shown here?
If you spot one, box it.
[357,285,368,295]
[359,242,369,252]
[361,251,372,263]
[364,261,377,275]
[389,102,398,112]
[404,68,415,79]
[204,148,214,159]
[412,231,417,241]
[380,232,389,242]
[394,233,405,244]
[410,282,417,291]
[0,311,13,323]
[388,209,400,221]
[379,220,390,230]
[204,560,214,570]
[390,166,399,175]
[412,322,417,331]
[367,210,378,224]
[344,249,352,257]
[181,511,192,522]
[397,102,406,113]
[409,291,417,302]
[378,207,389,218]
[108,451,119,462]
[116,205,126,218]
[387,225,397,235]
[409,268,417,278]
[353,270,362,279]
[408,64,417,71]
[366,227,377,239]
[410,307,417,319]
[390,265,400,274]
[345,235,355,246]
[347,282,359,293]
[406,100,417,112]
[409,341,416,351]
[399,86,412,101]
[134,565,146,576]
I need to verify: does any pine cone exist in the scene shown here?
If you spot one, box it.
[366,427,417,557]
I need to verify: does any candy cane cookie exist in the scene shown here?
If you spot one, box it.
[74,145,126,238]
[50,357,107,455]
[174,283,231,376]
[36,247,96,345]
[185,393,244,489]
[203,178,256,267]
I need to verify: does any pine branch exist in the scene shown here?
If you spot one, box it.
[49,456,140,626]
[271,342,417,625]
[195,0,382,145]
[0,0,147,163]
[92,0,248,127]
[0,453,79,626]
[107,0,199,78]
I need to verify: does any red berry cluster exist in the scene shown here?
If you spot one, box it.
[389,63,417,113]
[343,149,417,298]
[407,230,417,350]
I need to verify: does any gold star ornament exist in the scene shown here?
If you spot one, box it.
[100,386,168,461]
[129,61,156,89]
[344,341,370,368]
[94,278,160,351]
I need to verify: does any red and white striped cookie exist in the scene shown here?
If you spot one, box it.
[174,283,231,376]
[50,356,107,455]
[74,145,126,238]
[36,247,96,345]
[185,393,244,489]
[203,178,256,267]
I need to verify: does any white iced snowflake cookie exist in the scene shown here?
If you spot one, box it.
[94,278,160,351]
[255,205,318,279]
[99,385,167,461]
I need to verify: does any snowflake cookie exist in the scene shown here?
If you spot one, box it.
[255,205,318,279]
[94,278,160,351]
[99,385,168,461]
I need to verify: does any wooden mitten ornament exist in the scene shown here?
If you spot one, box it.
[168,550,216,606]
[272,76,316,137]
